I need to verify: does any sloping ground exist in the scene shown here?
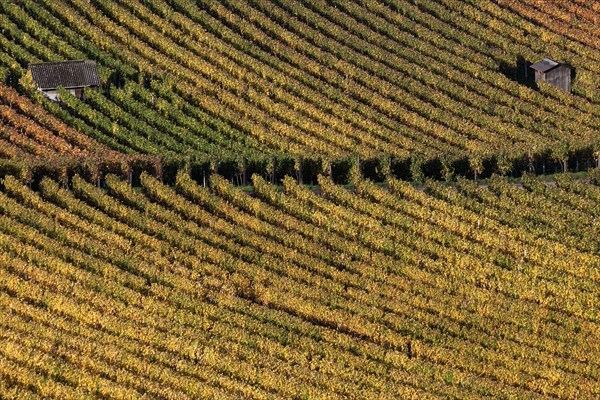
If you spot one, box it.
[0,0,598,169]
[0,171,598,399]
[0,82,157,183]
[0,2,599,398]
[498,0,600,52]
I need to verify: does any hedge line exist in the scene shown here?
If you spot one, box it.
[2,140,598,190]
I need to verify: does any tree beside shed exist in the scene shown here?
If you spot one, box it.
[530,58,572,93]
[28,60,100,101]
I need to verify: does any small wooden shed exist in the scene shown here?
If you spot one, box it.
[29,60,100,101]
[530,58,571,93]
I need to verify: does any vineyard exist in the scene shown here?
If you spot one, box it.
[0,81,159,185]
[0,0,598,179]
[0,171,599,398]
[0,0,599,399]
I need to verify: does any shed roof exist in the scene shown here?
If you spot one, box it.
[29,60,100,90]
[530,58,561,73]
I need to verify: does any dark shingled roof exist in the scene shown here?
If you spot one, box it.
[29,60,100,90]
[530,58,560,73]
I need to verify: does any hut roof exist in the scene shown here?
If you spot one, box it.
[29,60,100,90]
[530,58,561,73]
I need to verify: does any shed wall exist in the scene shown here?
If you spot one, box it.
[534,65,571,92]
[545,66,571,92]
[38,88,77,102]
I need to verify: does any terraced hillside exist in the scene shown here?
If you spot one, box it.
[0,0,599,175]
[0,172,599,399]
